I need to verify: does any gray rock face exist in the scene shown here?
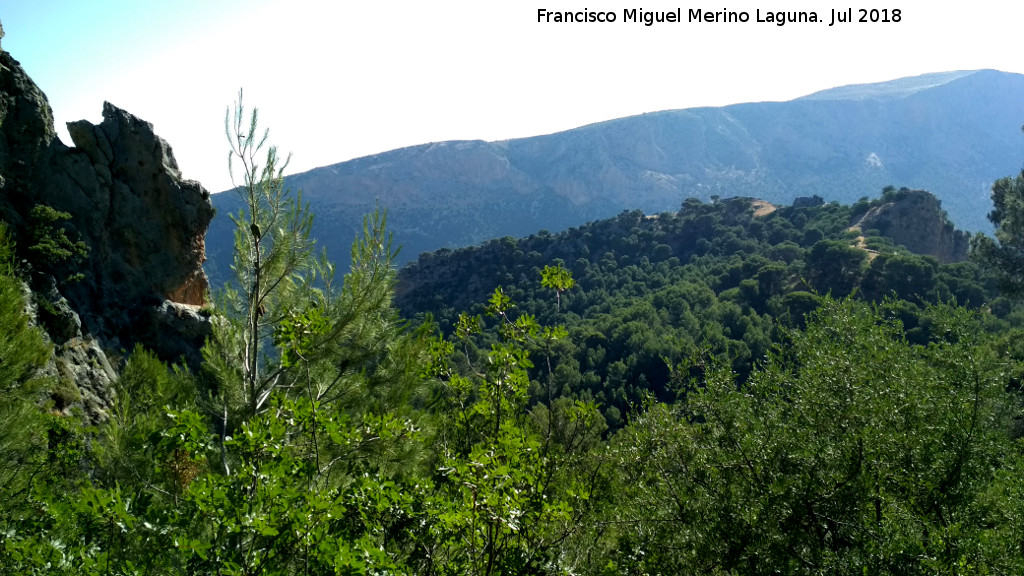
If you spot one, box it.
[38,278,82,344]
[53,102,214,311]
[852,189,970,264]
[0,50,57,230]
[136,300,213,369]
[0,38,214,419]
[53,336,117,420]
[793,195,825,208]
[17,276,114,421]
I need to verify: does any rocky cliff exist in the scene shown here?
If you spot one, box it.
[850,188,970,264]
[0,29,214,419]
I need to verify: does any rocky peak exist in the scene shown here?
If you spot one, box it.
[850,188,969,264]
[61,101,214,309]
[0,29,214,418]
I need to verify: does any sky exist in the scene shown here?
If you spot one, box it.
[5,1,1024,193]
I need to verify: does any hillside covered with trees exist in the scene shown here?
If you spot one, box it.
[7,47,1024,573]
[395,187,1017,430]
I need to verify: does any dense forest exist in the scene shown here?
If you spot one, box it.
[5,103,1024,574]
[396,188,1019,430]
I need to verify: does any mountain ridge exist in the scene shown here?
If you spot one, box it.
[206,69,1024,284]
[797,69,984,101]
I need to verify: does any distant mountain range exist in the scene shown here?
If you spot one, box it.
[206,69,1024,284]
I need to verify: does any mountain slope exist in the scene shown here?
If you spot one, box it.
[392,190,993,427]
[207,70,1024,283]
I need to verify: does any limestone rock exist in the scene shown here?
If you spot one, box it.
[53,336,117,421]
[851,189,969,264]
[18,278,117,422]
[51,102,215,313]
[0,37,215,420]
[37,279,82,344]
[793,195,825,208]
[136,300,213,368]
[0,51,57,230]
[0,44,213,331]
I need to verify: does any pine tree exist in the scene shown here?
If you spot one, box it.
[972,170,1024,296]
[0,223,51,505]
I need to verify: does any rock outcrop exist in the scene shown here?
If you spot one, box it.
[52,103,214,325]
[0,31,214,419]
[850,189,970,264]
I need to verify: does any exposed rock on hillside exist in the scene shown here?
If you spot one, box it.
[850,189,969,264]
[0,37,214,418]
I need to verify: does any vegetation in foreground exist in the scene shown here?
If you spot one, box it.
[2,99,1024,574]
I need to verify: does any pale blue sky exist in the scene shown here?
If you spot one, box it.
[6,1,1024,192]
